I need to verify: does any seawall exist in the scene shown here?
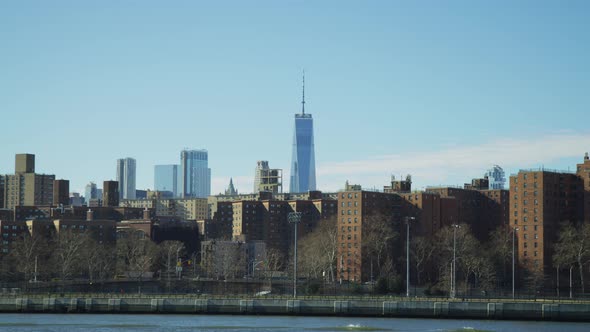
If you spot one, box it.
[1,297,589,322]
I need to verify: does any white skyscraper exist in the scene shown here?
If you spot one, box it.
[180,149,211,198]
[117,157,136,200]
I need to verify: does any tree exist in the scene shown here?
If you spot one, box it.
[553,222,585,296]
[297,217,338,281]
[434,224,484,294]
[81,239,116,283]
[486,226,512,287]
[52,230,88,282]
[361,214,399,279]
[159,241,186,280]
[410,236,435,285]
[8,233,50,287]
[117,230,159,294]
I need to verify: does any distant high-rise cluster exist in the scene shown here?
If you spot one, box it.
[181,149,211,198]
[289,73,316,193]
[117,157,136,200]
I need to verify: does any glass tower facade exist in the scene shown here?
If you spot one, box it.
[181,149,211,198]
[289,113,316,193]
[154,164,180,197]
[117,157,136,200]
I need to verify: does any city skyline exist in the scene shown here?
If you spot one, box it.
[1,1,589,194]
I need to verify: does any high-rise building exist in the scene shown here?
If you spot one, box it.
[253,161,283,194]
[485,165,506,190]
[117,158,136,200]
[180,149,211,198]
[103,180,119,207]
[576,153,590,224]
[154,164,180,197]
[2,154,55,209]
[289,73,316,193]
[509,169,584,283]
[85,182,98,203]
[53,179,70,206]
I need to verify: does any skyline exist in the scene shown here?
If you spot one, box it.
[1,1,589,194]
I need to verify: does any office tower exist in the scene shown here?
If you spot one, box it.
[3,154,55,209]
[154,164,180,197]
[53,179,70,206]
[85,182,98,202]
[253,161,283,194]
[117,158,136,200]
[181,149,211,198]
[485,165,506,190]
[103,180,119,207]
[289,73,316,193]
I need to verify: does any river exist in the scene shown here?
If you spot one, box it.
[0,314,589,331]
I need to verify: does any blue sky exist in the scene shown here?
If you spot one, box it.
[1,1,589,194]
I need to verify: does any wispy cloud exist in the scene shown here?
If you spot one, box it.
[316,133,590,191]
[212,133,590,195]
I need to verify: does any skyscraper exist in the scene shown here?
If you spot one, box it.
[154,164,180,197]
[289,73,316,193]
[181,149,211,198]
[117,158,136,200]
[85,182,97,203]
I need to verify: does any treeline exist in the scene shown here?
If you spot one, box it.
[295,217,590,296]
[0,230,190,291]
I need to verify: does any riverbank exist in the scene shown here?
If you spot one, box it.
[1,296,589,322]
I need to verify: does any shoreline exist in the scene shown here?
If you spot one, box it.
[1,296,589,322]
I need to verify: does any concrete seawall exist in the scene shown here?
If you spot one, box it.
[1,297,589,322]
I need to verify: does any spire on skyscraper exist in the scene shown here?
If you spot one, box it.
[302,69,305,115]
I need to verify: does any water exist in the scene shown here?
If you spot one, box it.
[0,314,588,332]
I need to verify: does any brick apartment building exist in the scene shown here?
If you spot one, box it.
[510,167,584,277]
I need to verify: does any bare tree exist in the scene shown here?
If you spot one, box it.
[410,236,435,285]
[297,217,338,281]
[117,231,159,294]
[159,241,186,280]
[82,240,116,283]
[486,226,512,287]
[9,233,50,287]
[52,230,88,282]
[361,214,399,278]
[553,222,587,295]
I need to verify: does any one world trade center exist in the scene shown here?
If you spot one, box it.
[289,72,316,193]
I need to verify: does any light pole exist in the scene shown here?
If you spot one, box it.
[405,216,416,297]
[451,224,460,299]
[288,211,302,298]
[512,226,519,299]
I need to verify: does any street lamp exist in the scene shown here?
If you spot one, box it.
[288,211,302,298]
[512,226,519,299]
[405,216,416,297]
[451,224,461,299]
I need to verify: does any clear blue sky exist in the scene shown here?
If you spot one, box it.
[1,1,589,194]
